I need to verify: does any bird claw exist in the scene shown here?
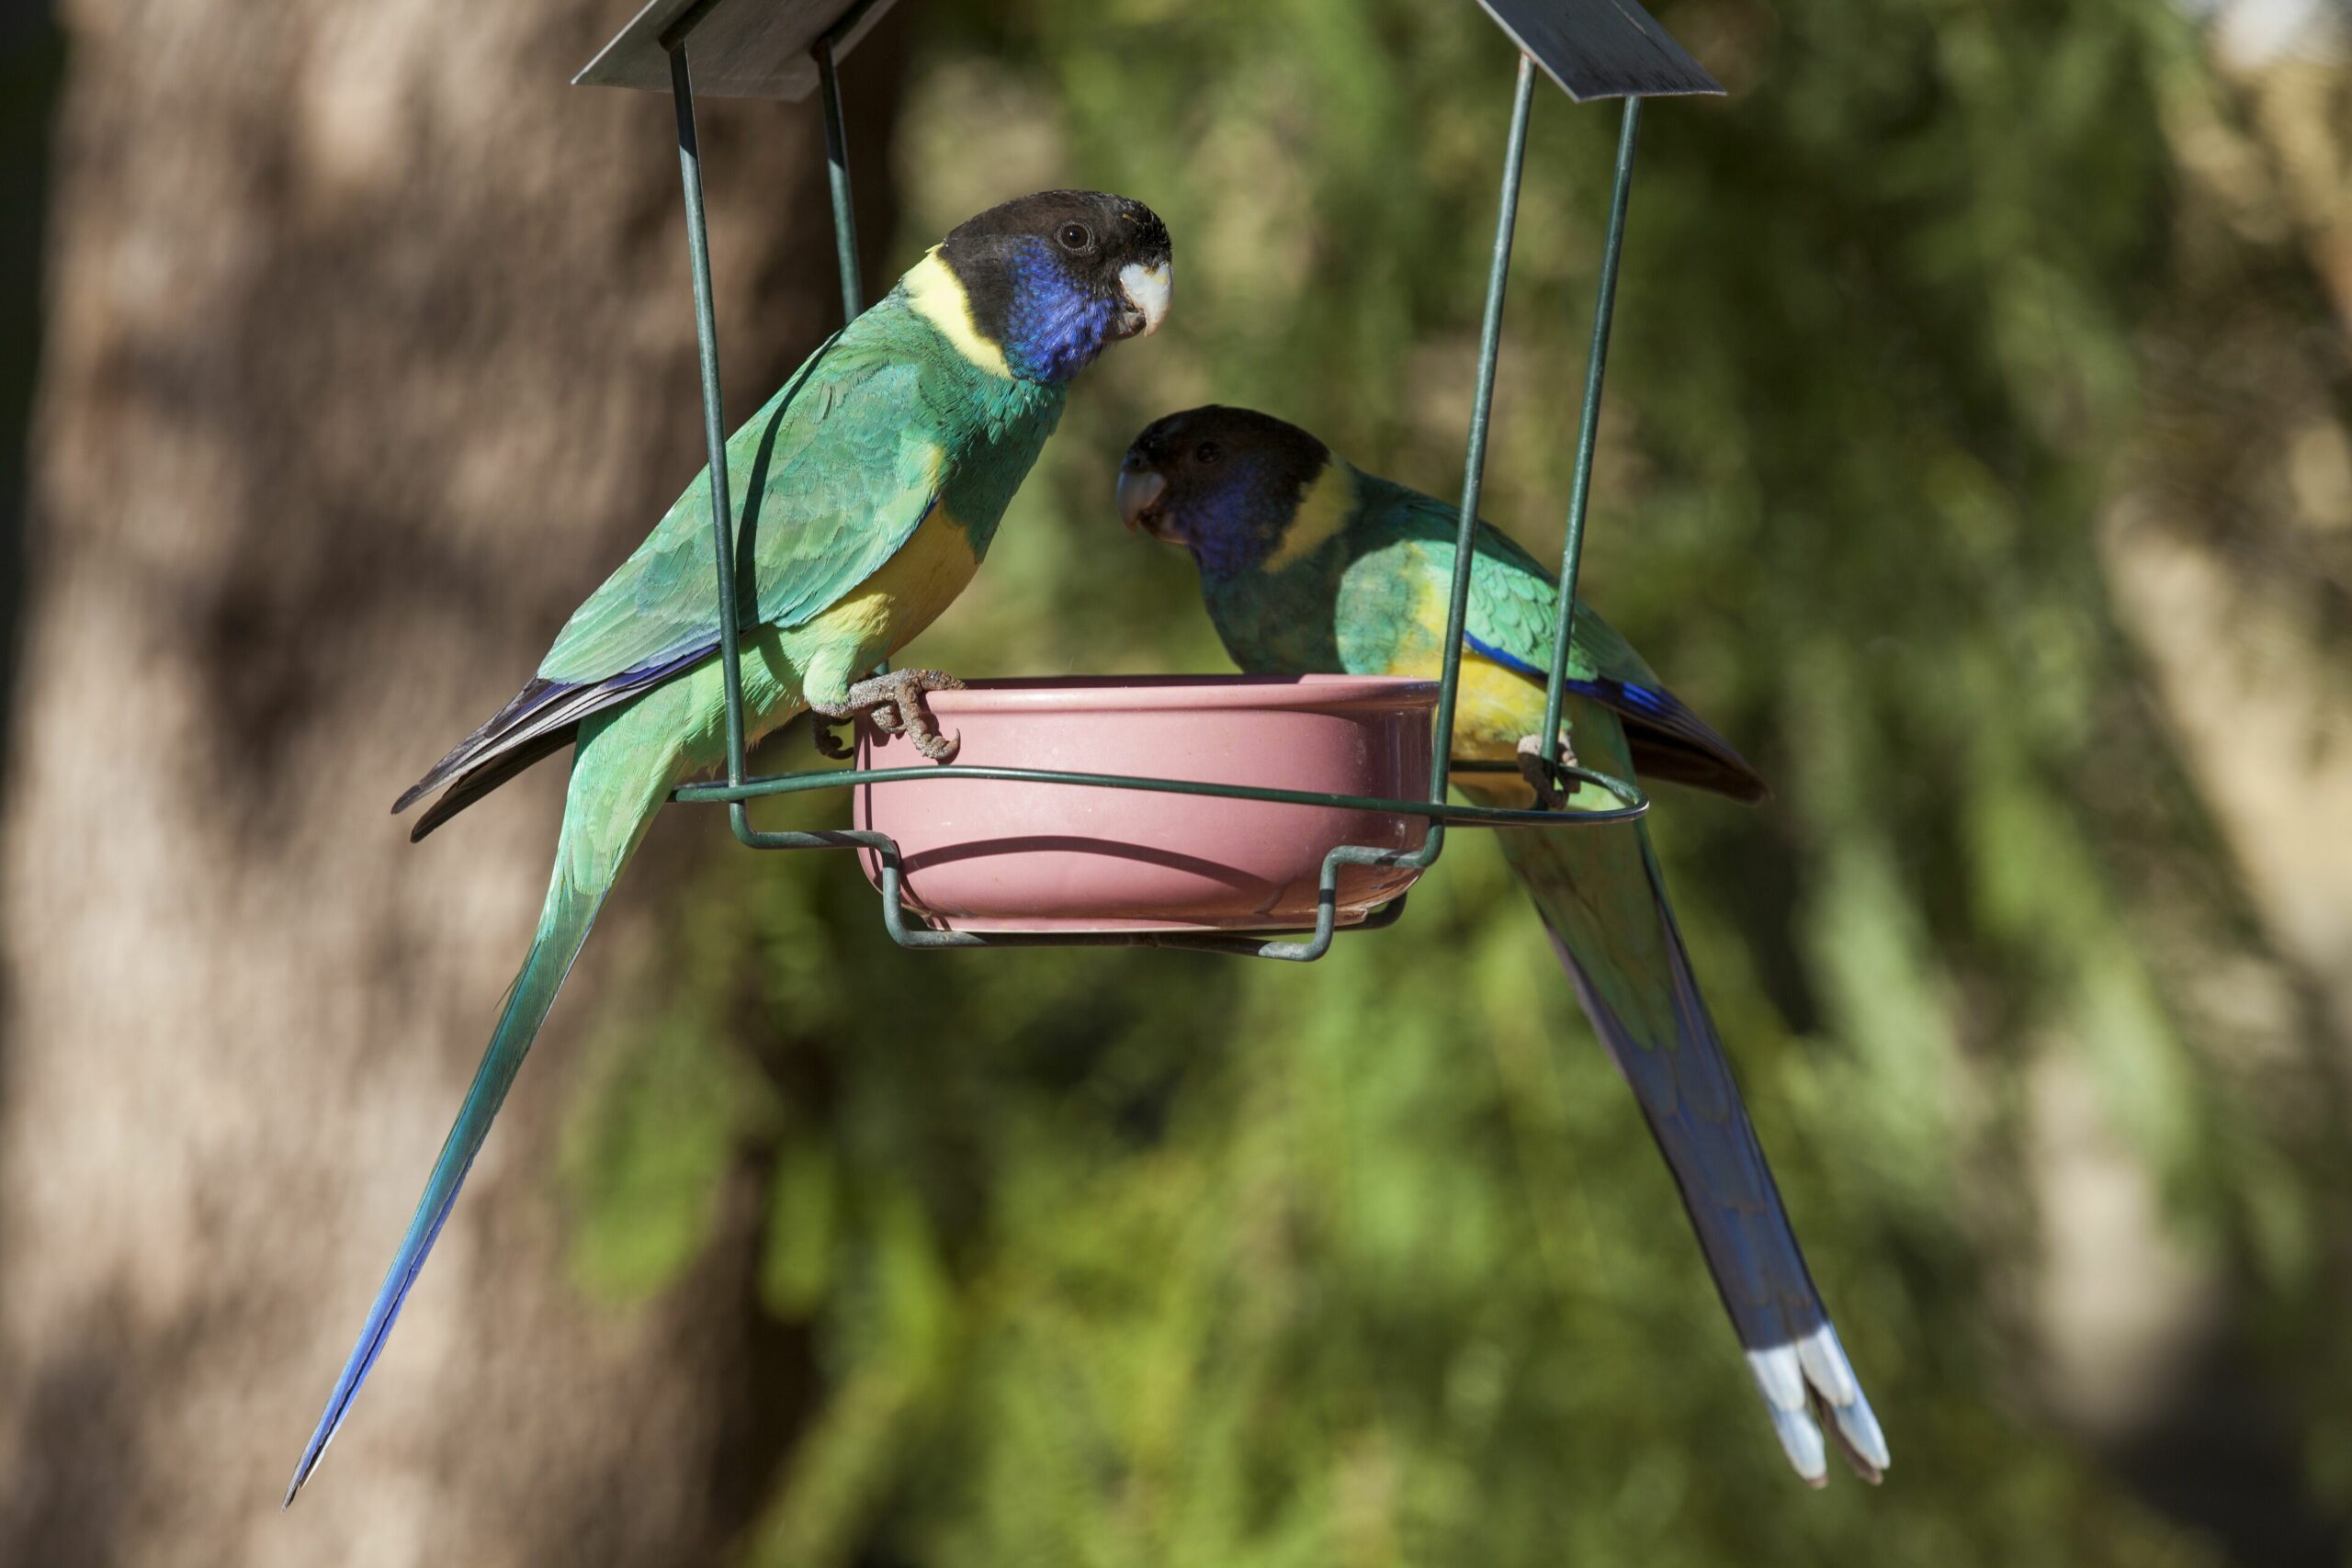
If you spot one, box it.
[810,716,857,760]
[1517,732,1577,810]
[811,669,966,764]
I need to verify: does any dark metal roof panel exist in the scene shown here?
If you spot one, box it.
[574,0,899,101]
[1476,0,1724,100]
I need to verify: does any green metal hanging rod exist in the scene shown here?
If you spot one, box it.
[575,0,1722,961]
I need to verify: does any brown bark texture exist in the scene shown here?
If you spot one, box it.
[0,1,903,1562]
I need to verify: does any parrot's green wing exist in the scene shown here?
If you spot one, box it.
[396,323,960,826]
[540,328,951,685]
[1357,479,1766,800]
[1357,476,1657,688]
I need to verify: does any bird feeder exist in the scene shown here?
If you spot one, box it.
[575,0,1723,959]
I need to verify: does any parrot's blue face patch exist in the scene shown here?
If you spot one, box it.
[1119,405,1336,582]
[999,237,1123,383]
[1175,451,1305,578]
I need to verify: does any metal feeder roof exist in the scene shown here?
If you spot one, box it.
[1476,0,1722,100]
[576,0,1718,106]
[574,0,900,102]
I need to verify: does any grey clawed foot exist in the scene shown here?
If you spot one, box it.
[1517,732,1577,810]
[810,669,967,764]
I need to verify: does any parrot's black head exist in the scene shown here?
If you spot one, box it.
[919,191,1173,384]
[1119,405,1336,580]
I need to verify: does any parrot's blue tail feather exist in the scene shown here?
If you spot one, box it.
[288,714,678,1506]
[281,888,596,1507]
[1521,827,1888,1486]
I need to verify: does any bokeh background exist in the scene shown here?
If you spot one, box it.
[4,0,2351,1562]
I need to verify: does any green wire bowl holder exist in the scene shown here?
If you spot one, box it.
[572,0,1724,961]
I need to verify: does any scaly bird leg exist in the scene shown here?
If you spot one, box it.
[1516,730,1578,811]
[809,669,967,763]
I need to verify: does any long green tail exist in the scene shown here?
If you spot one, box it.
[284,706,680,1504]
[1502,816,1890,1485]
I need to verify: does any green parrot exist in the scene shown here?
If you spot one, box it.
[1116,404,1886,1486]
[286,191,1174,1503]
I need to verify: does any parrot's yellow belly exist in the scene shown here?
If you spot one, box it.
[1435,653,1545,762]
[1376,648,1539,809]
[731,503,988,732]
[804,502,985,661]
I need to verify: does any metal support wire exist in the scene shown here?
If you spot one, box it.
[814,0,882,320]
[879,837,1424,963]
[670,0,870,854]
[674,761,1639,826]
[1430,51,1537,804]
[698,825,1423,962]
[664,39,755,859]
[1537,96,1641,780]
[673,745,1644,957]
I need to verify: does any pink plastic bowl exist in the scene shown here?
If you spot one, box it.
[852,675,1438,933]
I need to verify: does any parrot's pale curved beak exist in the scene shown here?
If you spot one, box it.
[1116,465,1170,536]
[1114,261,1172,341]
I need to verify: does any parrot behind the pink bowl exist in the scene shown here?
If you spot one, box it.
[852,675,1437,932]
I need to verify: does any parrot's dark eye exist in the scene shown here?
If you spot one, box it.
[1057,221,1094,253]
[1194,440,1221,464]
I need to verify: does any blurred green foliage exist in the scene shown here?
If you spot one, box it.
[560,1,2352,1562]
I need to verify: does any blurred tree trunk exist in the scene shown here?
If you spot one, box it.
[0,1,902,1562]
[2108,28,2352,1051]
[2041,23,2352,1560]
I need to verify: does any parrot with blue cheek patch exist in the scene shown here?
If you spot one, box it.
[285,191,1173,1504]
[1116,404,1887,1487]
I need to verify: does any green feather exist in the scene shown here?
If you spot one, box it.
[1204,467,1665,697]
[541,288,1062,693]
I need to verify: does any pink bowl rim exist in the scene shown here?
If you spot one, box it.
[898,673,1439,715]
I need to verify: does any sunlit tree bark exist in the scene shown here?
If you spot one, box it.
[0,2,900,1561]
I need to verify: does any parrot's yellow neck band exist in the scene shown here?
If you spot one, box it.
[1262,458,1357,572]
[902,248,1014,381]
